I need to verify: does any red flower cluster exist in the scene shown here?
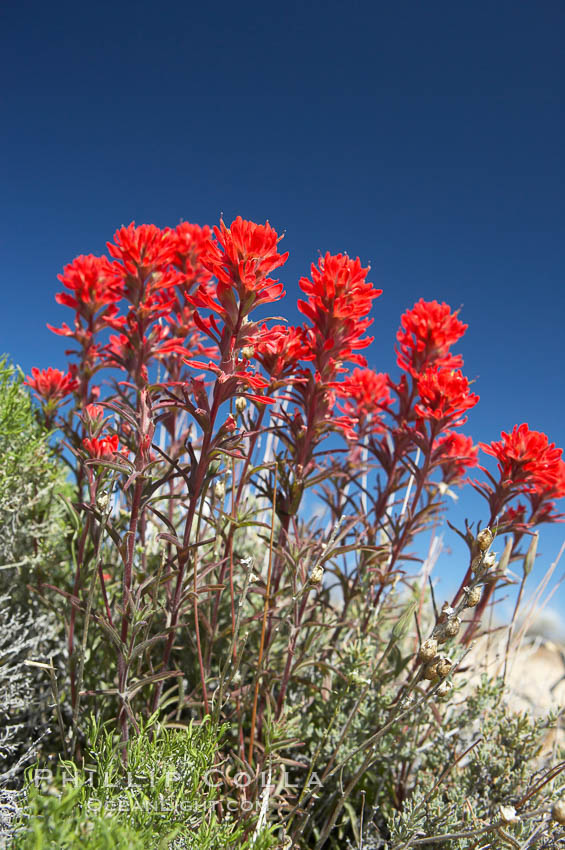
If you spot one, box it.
[396,299,467,376]
[83,433,121,459]
[171,222,214,283]
[336,368,391,427]
[101,223,218,383]
[254,324,309,379]
[298,253,382,380]
[415,366,479,426]
[480,423,564,493]
[25,367,78,404]
[434,430,478,482]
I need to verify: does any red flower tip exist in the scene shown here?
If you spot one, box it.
[200,216,288,316]
[480,424,564,494]
[434,430,479,482]
[298,252,381,378]
[336,368,392,427]
[396,299,467,376]
[107,222,177,275]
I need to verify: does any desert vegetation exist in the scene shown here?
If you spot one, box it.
[2,218,565,848]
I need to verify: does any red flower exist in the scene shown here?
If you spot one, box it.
[82,434,121,459]
[254,324,310,378]
[196,217,288,323]
[25,367,79,403]
[498,502,528,529]
[336,368,391,425]
[171,222,214,286]
[434,430,478,481]
[298,253,382,378]
[480,424,564,492]
[396,299,467,376]
[415,366,479,425]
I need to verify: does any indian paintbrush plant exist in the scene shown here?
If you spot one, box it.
[7,216,565,847]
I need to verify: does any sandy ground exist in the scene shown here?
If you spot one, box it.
[464,629,565,725]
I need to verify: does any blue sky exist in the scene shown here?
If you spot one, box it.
[2,0,564,607]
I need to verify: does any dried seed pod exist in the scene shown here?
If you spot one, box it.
[476,527,494,552]
[552,800,565,825]
[235,396,247,414]
[440,602,454,621]
[483,552,496,569]
[432,623,449,644]
[464,586,482,608]
[435,656,452,678]
[97,491,111,512]
[472,551,496,578]
[418,638,438,663]
[423,660,440,681]
[444,616,461,638]
[436,681,451,699]
[471,554,486,577]
[499,805,519,824]
[309,564,324,585]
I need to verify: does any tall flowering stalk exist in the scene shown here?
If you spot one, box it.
[331,299,480,619]
[151,217,288,716]
[456,424,565,640]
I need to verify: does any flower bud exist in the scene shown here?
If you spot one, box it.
[418,639,438,663]
[551,800,565,825]
[495,536,511,575]
[476,527,494,552]
[82,403,105,436]
[392,601,417,641]
[224,414,237,432]
[464,586,482,608]
[235,396,247,414]
[523,532,538,577]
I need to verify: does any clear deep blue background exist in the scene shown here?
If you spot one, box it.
[2,0,564,612]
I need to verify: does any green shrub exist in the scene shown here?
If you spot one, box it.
[0,357,71,792]
[11,718,277,849]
